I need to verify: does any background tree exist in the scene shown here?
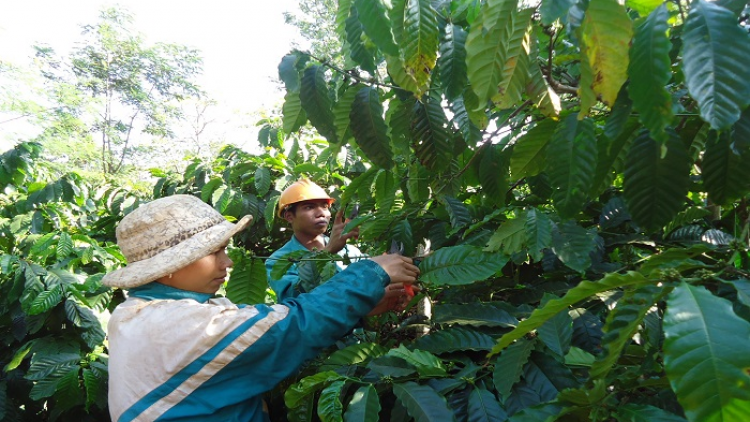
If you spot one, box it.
[27,7,204,176]
[284,0,344,67]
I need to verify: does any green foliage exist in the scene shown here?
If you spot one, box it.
[393,381,456,422]
[350,87,394,168]
[663,283,750,421]
[623,132,691,232]
[27,8,204,176]
[1,142,130,420]
[628,4,673,143]
[5,0,750,420]
[681,0,750,130]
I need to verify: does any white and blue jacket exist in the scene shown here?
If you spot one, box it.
[107,259,388,422]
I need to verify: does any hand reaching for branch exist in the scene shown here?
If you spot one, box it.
[325,209,359,254]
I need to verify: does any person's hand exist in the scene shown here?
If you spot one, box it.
[367,283,419,316]
[370,254,420,285]
[326,209,359,254]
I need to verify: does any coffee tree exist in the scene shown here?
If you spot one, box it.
[260,0,750,420]
[0,142,139,421]
[3,0,750,420]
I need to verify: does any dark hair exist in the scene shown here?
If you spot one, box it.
[282,204,297,216]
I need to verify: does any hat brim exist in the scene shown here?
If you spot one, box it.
[102,215,253,289]
[277,197,336,218]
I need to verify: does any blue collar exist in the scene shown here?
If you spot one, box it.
[127,282,213,303]
[290,234,330,250]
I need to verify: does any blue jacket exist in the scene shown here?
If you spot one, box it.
[106,259,388,422]
[266,236,362,301]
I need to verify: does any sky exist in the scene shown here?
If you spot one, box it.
[0,0,307,152]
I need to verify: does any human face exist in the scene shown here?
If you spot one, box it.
[285,200,332,237]
[157,242,233,294]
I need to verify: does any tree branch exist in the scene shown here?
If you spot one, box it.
[543,27,578,95]
[114,109,140,174]
[300,51,407,92]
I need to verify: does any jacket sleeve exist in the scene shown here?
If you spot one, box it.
[227,259,389,390]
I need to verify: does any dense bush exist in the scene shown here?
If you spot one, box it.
[2,0,750,421]
[0,143,138,421]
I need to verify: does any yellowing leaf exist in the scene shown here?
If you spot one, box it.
[402,0,439,94]
[581,0,633,107]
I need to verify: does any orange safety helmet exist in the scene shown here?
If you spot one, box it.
[277,179,335,217]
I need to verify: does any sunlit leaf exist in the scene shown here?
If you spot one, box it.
[318,380,345,422]
[344,385,381,422]
[510,118,558,180]
[664,282,750,421]
[485,216,526,255]
[421,245,508,286]
[626,0,665,17]
[355,0,399,56]
[495,9,534,108]
[525,37,561,117]
[283,90,308,135]
[581,0,632,106]
[403,0,439,92]
[466,0,530,111]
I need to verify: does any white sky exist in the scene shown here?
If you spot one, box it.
[0,0,306,152]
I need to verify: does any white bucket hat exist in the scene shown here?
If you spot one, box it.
[102,194,253,289]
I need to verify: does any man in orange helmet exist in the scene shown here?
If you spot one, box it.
[266,179,412,314]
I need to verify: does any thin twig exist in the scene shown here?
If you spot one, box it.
[544,27,578,95]
[301,51,406,92]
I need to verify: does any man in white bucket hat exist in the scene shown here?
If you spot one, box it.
[103,194,419,422]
